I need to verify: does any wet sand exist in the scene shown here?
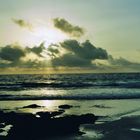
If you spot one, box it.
[0,99,140,140]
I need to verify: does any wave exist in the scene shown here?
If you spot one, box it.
[0,81,140,90]
[0,93,140,100]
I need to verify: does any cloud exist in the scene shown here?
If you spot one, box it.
[60,40,108,60]
[47,44,60,57]
[52,53,92,67]
[0,45,27,67]
[94,55,140,72]
[0,39,139,71]
[26,42,46,57]
[0,40,109,68]
[1,16,139,72]
[0,43,47,68]
[12,18,33,30]
[50,39,108,67]
[107,55,140,71]
[1,40,139,72]
[108,55,134,66]
[53,18,84,37]
[47,39,140,71]
[0,45,25,62]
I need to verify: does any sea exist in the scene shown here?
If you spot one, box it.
[0,73,140,100]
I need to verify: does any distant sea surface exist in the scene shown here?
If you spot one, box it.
[0,73,140,100]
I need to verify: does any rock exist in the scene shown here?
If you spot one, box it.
[50,113,98,135]
[58,104,73,109]
[0,123,5,128]
[0,129,4,133]
[36,110,65,118]
[22,104,44,108]
[0,109,98,140]
[92,104,112,109]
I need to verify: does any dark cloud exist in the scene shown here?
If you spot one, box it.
[0,43,47,68]
[60,40,108,60]
[0,45,27,68]
[26,42,45,57]
[0,45,25,62]
[0,39,108,68]
[53,18,84,37]
[1,40,139,72]
[12,18,33,30]
[47,44,60,57]
[52,53,92,67]
[50,39,108,67]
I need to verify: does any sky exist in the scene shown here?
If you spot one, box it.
[0,0,140,73]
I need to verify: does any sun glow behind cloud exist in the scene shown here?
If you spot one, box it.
[3,20,69,48]
[1,14,140,73]
[29,24,68,48]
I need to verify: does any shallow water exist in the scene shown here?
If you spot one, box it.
[0,99,140,118]
[1,99,140,140]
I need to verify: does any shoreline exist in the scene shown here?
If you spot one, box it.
[0,99,140,139]
[1,96,140,101]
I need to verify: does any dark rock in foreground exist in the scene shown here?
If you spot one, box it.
[58,104,73,109]
[0,108,98,140]
[36,110,65,118]
[22,104,44,108]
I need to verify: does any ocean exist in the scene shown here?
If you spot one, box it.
[0,73,140,100]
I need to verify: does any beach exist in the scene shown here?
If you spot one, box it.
[0,73,140,139]
[0,99,140,140]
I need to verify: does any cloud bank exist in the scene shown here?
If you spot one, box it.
[0,40,108,68]
[0,17,140,73]
[53,18,84,37]
[0,39,140,72]
[0,43,47,68]
[50,39,108,67]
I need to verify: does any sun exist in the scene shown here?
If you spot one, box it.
[31,25,68,47]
